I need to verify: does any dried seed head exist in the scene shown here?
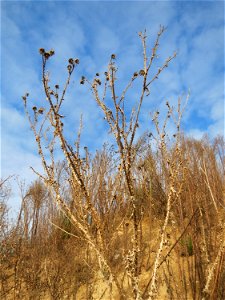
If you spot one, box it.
[32,106,37,111]
[49,49,55,56]
[111,54,116,59]
[44,52,50,59]
[55,84,59,89]
[139,69,145,76]
[80,76,85,84]
[67,65,72,72]
[74,58,80,64]
[39,48,45,55]
[104,71,108,76]
[68,58,74,64]
[95,78,101,85]
[96,73,100,76]
[133,72,138,78]
[38,107,44,114]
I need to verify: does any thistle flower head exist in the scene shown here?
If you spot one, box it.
[67,65,72,72]
[39,48,45,55]
[95,78,101,85]
[139,69,145,76]
[44,52,50,59]
[80,76,85,84]
[68,58,74,64]
[38,107,45,114]
[49,49,55,56]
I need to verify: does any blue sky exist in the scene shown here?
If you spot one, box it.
[1,1,224,212]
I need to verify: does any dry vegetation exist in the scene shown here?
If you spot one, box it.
[1,28,224,300]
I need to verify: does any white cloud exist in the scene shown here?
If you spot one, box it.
[208,118,224,138]
[188,128,206,139]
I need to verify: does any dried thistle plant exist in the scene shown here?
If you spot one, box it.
[18,27,225,300]
[21,27,179,300]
